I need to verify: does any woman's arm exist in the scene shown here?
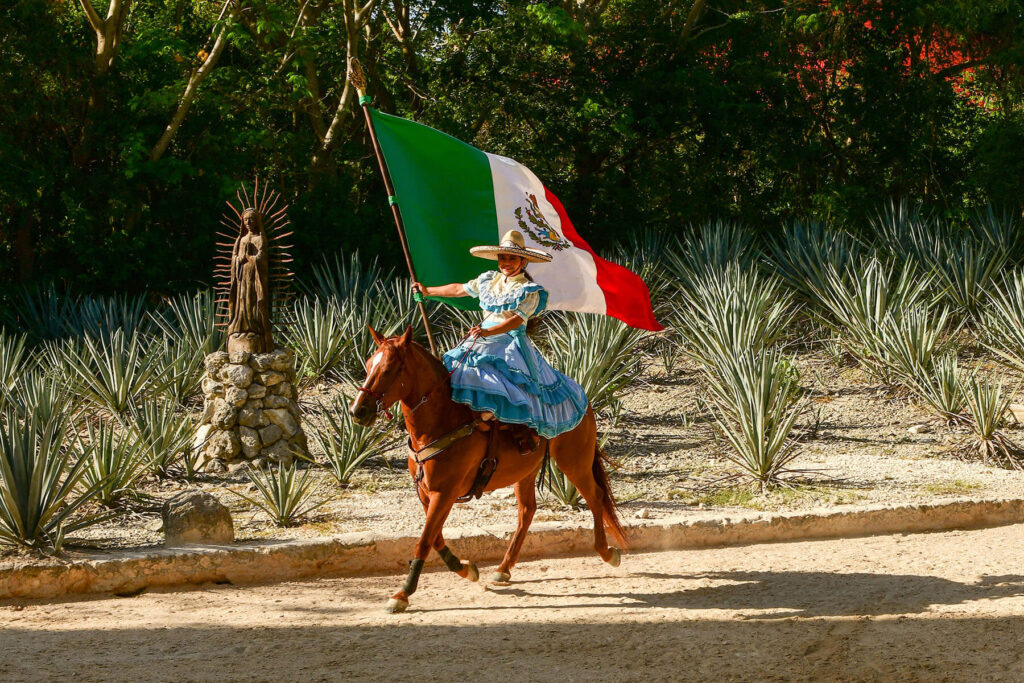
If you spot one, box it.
[469,315,523,339]
[412,282,467,298]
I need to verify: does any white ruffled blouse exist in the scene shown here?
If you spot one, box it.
[464,271,546,326]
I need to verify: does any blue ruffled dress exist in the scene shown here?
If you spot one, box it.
[442,271,589,439]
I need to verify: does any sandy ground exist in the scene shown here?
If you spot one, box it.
[3,524,1024,682]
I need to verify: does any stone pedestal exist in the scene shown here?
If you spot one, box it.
[195,348,307,471]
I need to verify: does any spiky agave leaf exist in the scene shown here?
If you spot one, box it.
[809,257,934,386]
[282,297,356,385]
[702,347,806,491]
[121,400,194,478]
[151,289,224,357]
[0,390,111,548]
[983,270,1024,375]
[668,264,795,370]
[959,373,1022,470]
[74,420,152,508]
[665,219,758,286]
[233,462,333,526]
[309,395,393,485]
[46,329,157,415]
[765,221,864,303]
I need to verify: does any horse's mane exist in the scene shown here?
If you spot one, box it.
[402,338,449,383]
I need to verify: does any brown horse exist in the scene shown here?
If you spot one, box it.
[349,326,627,613]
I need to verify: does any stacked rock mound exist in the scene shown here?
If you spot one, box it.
[195,348,307,471]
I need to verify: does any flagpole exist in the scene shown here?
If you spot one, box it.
[347,58,438,356]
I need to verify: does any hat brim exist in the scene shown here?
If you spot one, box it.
[469,245,552,263]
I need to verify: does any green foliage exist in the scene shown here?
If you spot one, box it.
[668,265,795,369]
[984,270,1024,374]
[122,400,194,479]
[540,312,648,418]
[809,258,934,385]
[283,297,355,385]
[74,421,151,508]
[959,374,1022,469]
[151,290,224,358]
[0,375,108,549]
[703,348,806,491]
[0,331,29,394]
[309,395,392,486]
[45,330,158,415]
[766,222,864,303]
[234,462,332,526]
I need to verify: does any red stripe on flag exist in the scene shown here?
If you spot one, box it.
[544,187,663,331]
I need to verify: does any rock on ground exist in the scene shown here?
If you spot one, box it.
[160,491,234,547]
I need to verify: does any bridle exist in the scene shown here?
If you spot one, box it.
[357,335,477,422]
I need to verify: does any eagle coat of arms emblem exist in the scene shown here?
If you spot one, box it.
[514,193,572,251]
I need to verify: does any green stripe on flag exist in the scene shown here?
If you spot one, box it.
[369,109,497,311]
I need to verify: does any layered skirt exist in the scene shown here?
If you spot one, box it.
[442,325,588,439]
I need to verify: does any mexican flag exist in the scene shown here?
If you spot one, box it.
[369,108,663,331]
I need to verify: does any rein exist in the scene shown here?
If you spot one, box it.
[357,335,477,421]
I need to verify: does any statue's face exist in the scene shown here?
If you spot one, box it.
[243,212,258,232]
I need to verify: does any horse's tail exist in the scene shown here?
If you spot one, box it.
[592,445,629,549]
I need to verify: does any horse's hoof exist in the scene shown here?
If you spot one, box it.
[461,561,479,582]
[489,571,512,584]
[605,547,621,568]
[384,597,409,614]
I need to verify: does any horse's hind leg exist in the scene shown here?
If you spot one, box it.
[386,491,458,614]
[551,436,620,567]
[490,469,539,583]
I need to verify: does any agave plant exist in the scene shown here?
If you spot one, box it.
[8,284,75,342]
[668,265,795,370]
[876,304,958,389]
[906,353,968,424]
[283,297,356,385]
[0,391,109,549]
[702,348,806,491]
[959,374,1022,470]
[151,289,224,357]
[234,462,333,526]
[666,219,757,286]
[541,312,649,417]
[984,270,1024,375]
[302,251,392,303]
[809,257,933,385]
[122,400,194,478]
[0,330,29,394]
[46,329,157,415]
[74,420,152,508]
[613,227,676,303]
[970,205,1024,266]
[148,338,207,407]
[766,221,864,303]
[308,396,393,486]
[67,293,155,341]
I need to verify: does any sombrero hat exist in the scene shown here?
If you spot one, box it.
[469,230,552,263]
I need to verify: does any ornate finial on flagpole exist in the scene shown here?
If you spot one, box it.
[348,58,367,98]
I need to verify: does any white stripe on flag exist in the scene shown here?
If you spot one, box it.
[485,153,607,315]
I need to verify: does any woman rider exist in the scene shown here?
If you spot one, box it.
[411,230,588,446]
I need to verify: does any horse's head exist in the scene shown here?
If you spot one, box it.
[349,325,414,427]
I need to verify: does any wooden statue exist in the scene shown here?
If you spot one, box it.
[215,180,294,353]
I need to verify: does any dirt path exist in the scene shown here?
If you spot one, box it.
[3,525,1024,682]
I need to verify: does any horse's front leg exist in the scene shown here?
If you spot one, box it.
[386,490,461,614]
[416,486,480,584]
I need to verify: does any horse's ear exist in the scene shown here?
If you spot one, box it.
[368,325,386,346]
[399,326,413,347]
